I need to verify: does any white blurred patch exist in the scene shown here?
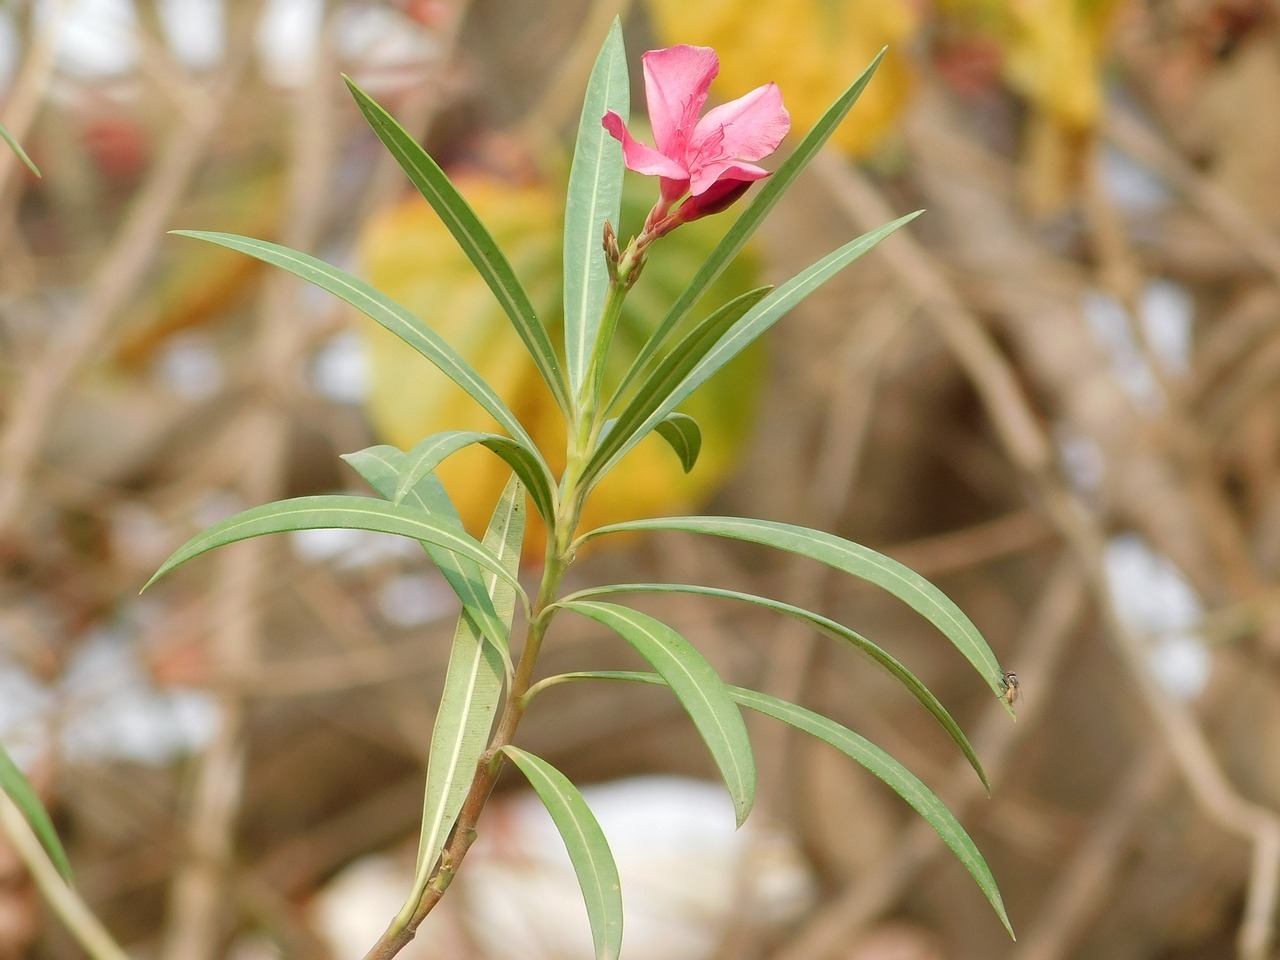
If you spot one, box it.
[289,527,421,568]
[154,333,225,400]
[60,627,220,764]
[311,331,368,404]
[1,625,219,769]
[158,0,223,70]
[1083,279,1194,410]
[1055,421,1107,494]
[256,0,323,87]
[1105,533,1210,700]
[377,573,455,627]
[313,776,814,960]
[1101,144,1171,213]
[1148,632,1212,701]
[39,0,138,77]
[332,4,444,70]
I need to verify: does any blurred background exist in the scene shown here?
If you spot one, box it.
[3,0,1280,958]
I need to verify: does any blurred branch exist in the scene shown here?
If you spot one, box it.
[0,47,248,534]
[159,14,340,960]
[1009,744,1172,960]
[773,555,1086,960]
[0,790,132,960]
[810,148,1280,960]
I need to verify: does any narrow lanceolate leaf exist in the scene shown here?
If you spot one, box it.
[145,496,524,604]
[733,687,1013,939]
[562,582,988,793]
[344,78,570,415]
[613,50,887,402]
[501,746,623,960]
[170,231,542,454]
[653,413,701,474]
[0,746,71,882]
[578,516,1005,698]
[533,671,1012,939]
[393,431,556,524]
[563,17,628,397]
[0,121,40,177]
[591,213,920,482]
[407,476,525,919]
[588,286,770,487]
[561,599,755,825]
[342,445,512,662]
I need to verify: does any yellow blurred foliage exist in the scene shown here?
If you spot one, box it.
[941,0,1122,213]
[357,173,763,555]
[644,0,920,158]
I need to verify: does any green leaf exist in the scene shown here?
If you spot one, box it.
[393,431,556,524]
[732,687,1013,938]
[341,445,513,663]
[562,582,988,793]
[612,50,887,403]
[563,17,628,398]
[0,745,71,882]
[560,599,755,825]
[405,476,525,920]
[144,495,524,605]
[591,213,919,482]
[587,286,769,486]
[0,121,40,177]
[169,231,542,455]
[344,78,570,415]
[500,746,623,960]
[529,671,1012,939]
[653,413,701,474]
[578,516,1005,699]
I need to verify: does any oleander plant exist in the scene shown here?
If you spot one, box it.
[4,21,1017,960]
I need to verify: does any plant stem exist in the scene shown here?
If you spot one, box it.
[360,524,576,960]
[0,790,132,960]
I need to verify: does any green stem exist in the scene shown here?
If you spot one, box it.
[577,278,629,440]
[0,791,132,960]
[361,501,580,960]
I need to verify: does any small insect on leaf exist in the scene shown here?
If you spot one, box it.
[1000,672,1021,714]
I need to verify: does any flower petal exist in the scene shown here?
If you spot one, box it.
[674,177,755,223]
[641,45,719,158]
[602,111,688,181]
[688,159,771,197]
[693,82,790,163]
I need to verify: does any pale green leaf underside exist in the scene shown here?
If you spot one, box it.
[340,445,511,662]
[563,581,988,793]
[170,231,541,454]
[560,599,755,826]
[563,17,628,396]
[145,495,524,606]
[344,78,570,415]
[408,476,525,917]
[393,430,556,524]
[0,745,71,882]
[579,515,1005,697]
[533,670,1012,939]
[502,746,624,960]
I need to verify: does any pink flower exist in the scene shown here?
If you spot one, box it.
[602,45,789,232]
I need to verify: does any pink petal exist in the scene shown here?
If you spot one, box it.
[688,159,770,197]
[602,111,688,181]
[641,45,719,159]
[693,82,790,163]
[674,177,755,223]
